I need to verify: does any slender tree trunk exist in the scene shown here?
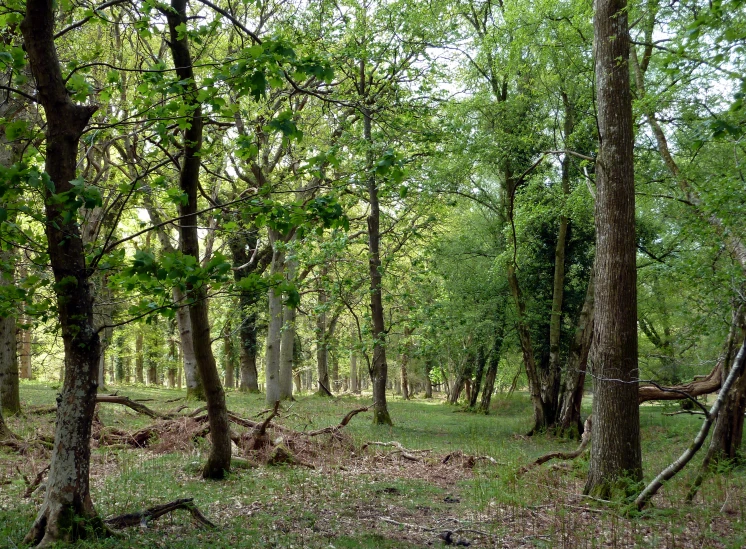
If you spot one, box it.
[167,321,177,388]
[315,269,331,396]
[224,321,234,390]
[400,326,412,400]
[362,62,392,424]
[279,253,297,400]
[508,265,547,431]
[424,359,433,399]
[585,0,642,496]
[164,0,230,478]
[174,287,203,398]
[557,270,595,438]
[19,317,32,380]
[350,352,358,393]
[135,331,144,384]
[20,1,105,542]
[265,229,284,404]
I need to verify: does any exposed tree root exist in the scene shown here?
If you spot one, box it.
[104,498,216,529]
[517,416,592,477]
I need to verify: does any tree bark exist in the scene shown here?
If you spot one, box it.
[557,269,595,438]
[223,320,234,389]
[0,301,20,415]
[164,0,230,478]
[350,352,358,394]
[265,229,284,405]
[400,326,412,400]
[585,0,642,496]
[279,251,297,400]
[479,302,507,413]
[424,359,433,399]
[469,346,487,409]
[135,330,144,384]
[315,267,331,396]
[20,0,105,543]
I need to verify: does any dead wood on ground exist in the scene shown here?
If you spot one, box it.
[517,416,592,477]
[104,498,216,529]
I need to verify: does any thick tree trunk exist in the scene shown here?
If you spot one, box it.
[0,308,20,415]
[20,1,105,543]
[265,229,284,405]
[557,270,595,438]
[164,0,230,478]
[585,0,642,497]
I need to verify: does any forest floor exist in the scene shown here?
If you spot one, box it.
[1,382,745,548]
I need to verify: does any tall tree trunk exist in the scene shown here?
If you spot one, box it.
[143,199,203,398]
[19,316,32,380]
[557,269,595,437]
[585,0,642,497]
[223,321,235,389]
[265,229,284,404]
[279,252,297,400]
[135,331,144,384]
[0,291,20,415]
[229,230,261,393]
[400,326,412,400]
[167,321,178,388]
[479,302,507,414]
[164,0,230,478]
[469,346,487,409]
[424,358,433,399]
[315,268,331,396]
[362,62,392,425]
[20,0,105,543]
[508,265,547,431]
[699,311,746,466]
[350,352,358,394]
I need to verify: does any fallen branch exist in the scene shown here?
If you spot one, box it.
[306,406,370,436]
[662,410,706,417]
[442,450,504,467]
[21,464,50,498]
[638,361,721,404]
[635,341,746,511]
[517,416,592,476]
[363,441,429,462]
[104,498,216,529]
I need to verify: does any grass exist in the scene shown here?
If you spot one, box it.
[1,381,745,548]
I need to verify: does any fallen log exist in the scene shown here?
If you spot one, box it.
[104,498,216,529]
[96,395,171,419]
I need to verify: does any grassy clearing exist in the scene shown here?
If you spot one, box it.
[1,382,745,548]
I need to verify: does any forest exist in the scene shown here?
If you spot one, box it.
[0,0,745,546]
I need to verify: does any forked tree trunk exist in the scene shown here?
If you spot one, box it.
[20,1,105,543]
[479,302,507,414]
[164,0,230,478]
[469,346,486,408]
[557,270,595,438]
[585,0,642,497]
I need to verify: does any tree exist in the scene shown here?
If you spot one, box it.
[584,0,642,496]
[20,0,106,542]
